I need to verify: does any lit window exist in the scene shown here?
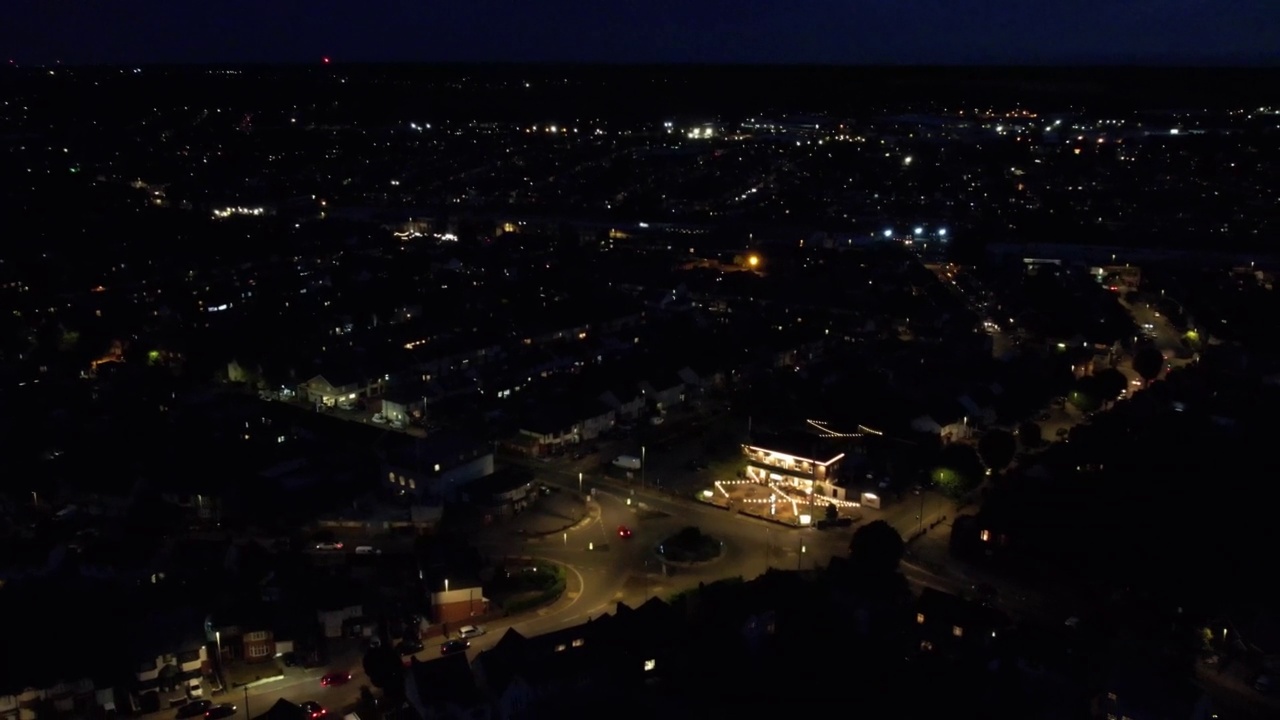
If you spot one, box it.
[916,613,925,624]
[952,625,964,638]
[980,529,991,542]
[571,638,584,648]
[434,464,441,472]
[554,644,566,652]
[408,479,416,490]
[388,472,395,482]
[643,659,656,672]
[919,640,934,651]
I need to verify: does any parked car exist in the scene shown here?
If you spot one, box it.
[440,639,470,656]
[396,639,424,655]
[314,541,344,551]
[299,702,326,719]
[456,625,485,639]
[176,701,212,719]
[320,672,352,687]
[205,705,237,720]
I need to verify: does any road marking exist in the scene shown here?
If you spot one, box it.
[566,591,580,599]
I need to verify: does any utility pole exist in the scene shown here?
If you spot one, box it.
[641,446,646,490]
[243,687,250,720]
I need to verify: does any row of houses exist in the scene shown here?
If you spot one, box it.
[392,568,1030,720]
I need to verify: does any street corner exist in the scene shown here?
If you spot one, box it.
[507,488,592,537]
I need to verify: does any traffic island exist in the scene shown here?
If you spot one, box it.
[656,526,723,566]
[490,562,568,614]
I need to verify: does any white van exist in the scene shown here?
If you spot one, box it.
[185,679,204,700]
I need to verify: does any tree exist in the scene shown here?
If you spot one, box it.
[848,520,905,575]
[1017,421,1043,449]
[1133,346,1165,383]
[1094,367,1128,403]
[362,646,404,699]
[977,429,1017,473]
[931,444,984,498]
[1068,375,1102,413]
[824,503,838,522]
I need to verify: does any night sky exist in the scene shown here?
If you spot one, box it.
[4,0,1278,66]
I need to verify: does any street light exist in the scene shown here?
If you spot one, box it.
[641,446,646,489]
[444,578,449,592]
[578,472,583,495]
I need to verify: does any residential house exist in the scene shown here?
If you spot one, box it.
[405,654,491,720]
[129,609,212,711]
[380,432,495,503]
[132,643,208,710]
[379,384,430,425]
[471,620,633,720]
[300,366,388,408]
[742,431,846,500]
[316,603,365,640]
[461,467,536,520]
[0,679,115,720]
[913,587,1011,658]
[638,372,685,412]
[597,386,646,422]
[253,699,306,720]
[509,399,616,457]
[957,384,1001,427]
[910,398,972,442]
[204,611,276,665]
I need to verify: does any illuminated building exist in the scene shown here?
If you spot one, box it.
[741,431,845,499]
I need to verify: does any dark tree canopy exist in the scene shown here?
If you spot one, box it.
[1093,367,1128,401]
[977,429,1017,472]
[1068,375,1102,413]
[1133,346,1165,382]
[1017,421,1043,448]
[361,646,404,694]
[848,519,906,575]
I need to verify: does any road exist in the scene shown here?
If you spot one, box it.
[1122,297,1194,368]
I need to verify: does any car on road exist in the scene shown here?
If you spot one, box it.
[617,525,632,539]
[456,625,485,639]
[204,705,237,720]
[320,672,352,687]
[396,639,424,655]
[314,541,344,551]
[299,702,326,719]
[441,639,470,656]
[176,701,212,719]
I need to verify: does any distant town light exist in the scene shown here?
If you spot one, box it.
[913,227,924,235]
[938,228,947,237]
[883,229,893,238]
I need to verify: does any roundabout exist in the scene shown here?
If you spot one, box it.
[655,526,723,566]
